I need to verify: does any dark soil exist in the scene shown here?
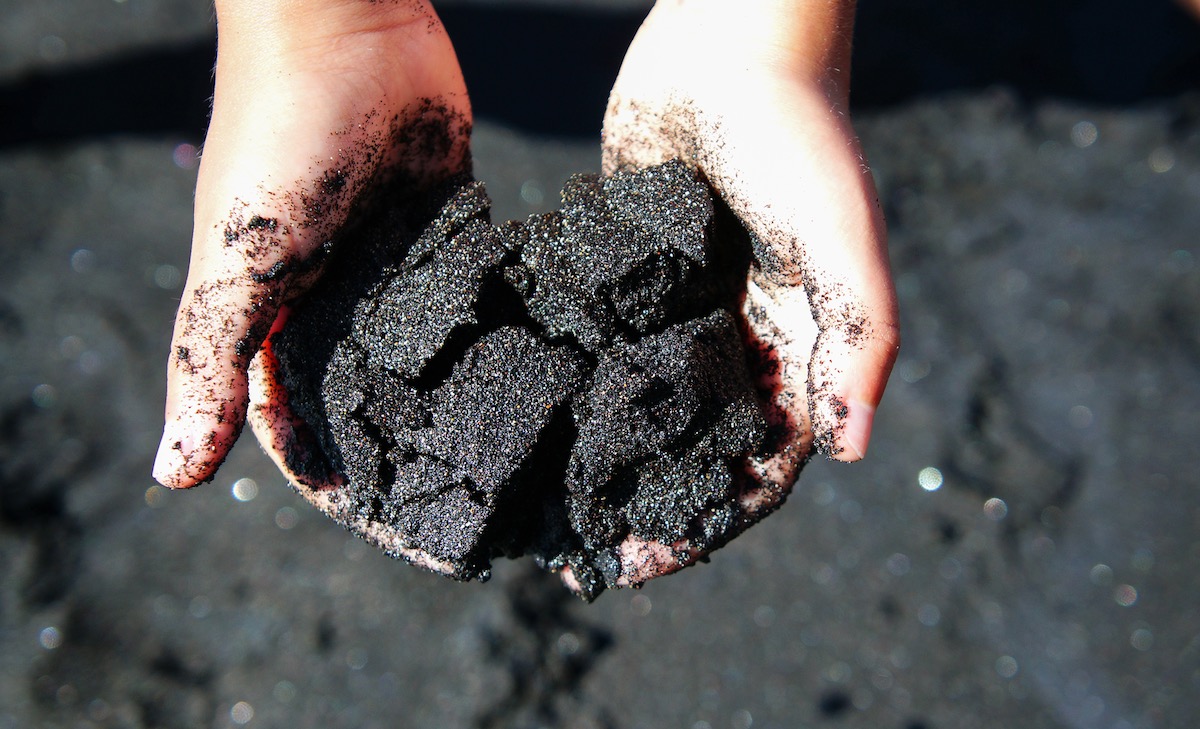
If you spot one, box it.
[273,160,766,599]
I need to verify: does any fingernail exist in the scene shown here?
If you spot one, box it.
[839,398,875,462]
[152,423,191,488]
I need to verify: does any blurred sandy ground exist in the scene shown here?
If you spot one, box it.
[2,1,1198,728]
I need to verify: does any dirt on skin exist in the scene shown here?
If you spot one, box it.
[159,97,472,489]
[273,159,773,600]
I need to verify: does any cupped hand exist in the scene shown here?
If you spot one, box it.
[155,0,898,594]
[154,0,471,493]
[566,0,900,590]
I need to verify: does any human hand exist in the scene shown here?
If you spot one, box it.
[565,0,900,590]
[153,0,470,497]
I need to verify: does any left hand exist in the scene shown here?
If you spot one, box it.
[563,0,900,591]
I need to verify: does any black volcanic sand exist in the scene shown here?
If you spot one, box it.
[273,160,768,600]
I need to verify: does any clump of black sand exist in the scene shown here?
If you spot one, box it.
[274,161,767,600]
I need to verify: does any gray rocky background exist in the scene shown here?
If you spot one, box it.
[2,1,1198,727]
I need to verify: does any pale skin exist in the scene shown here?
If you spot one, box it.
[154,0,899,590]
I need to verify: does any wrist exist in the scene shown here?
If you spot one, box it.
[648,0,856,102]
[214,0,437,62]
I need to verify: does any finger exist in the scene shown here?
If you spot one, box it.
[153,270,285,489]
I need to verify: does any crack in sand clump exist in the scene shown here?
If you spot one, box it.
[274,161,765,600]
